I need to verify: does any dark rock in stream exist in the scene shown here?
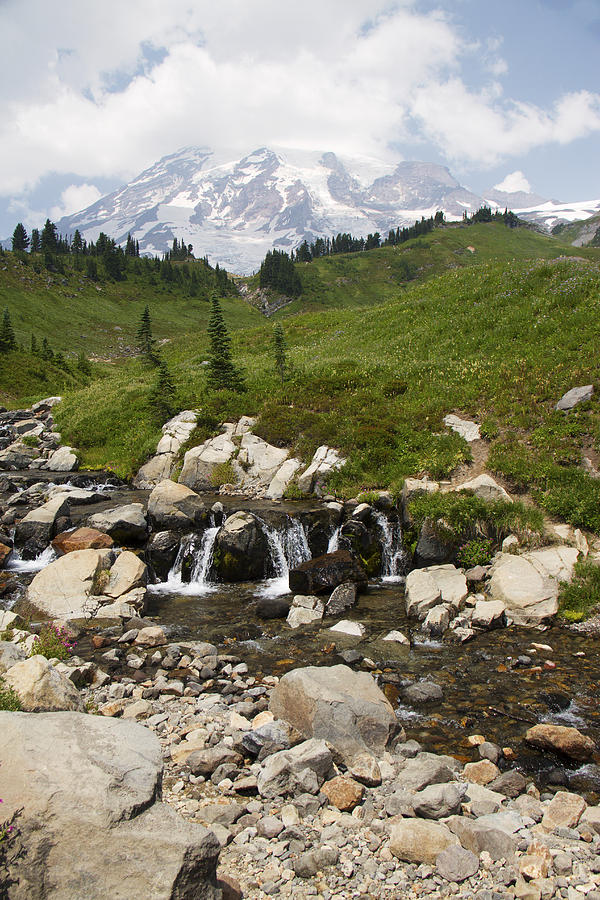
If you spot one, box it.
[289,550,368,595]
[256,596,292,620]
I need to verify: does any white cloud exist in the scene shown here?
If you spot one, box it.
[493,171,532,193]
[50,184,102,219]
[0,0,599,204]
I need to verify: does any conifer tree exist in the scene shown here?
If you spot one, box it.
[206,294,245,391]
[41,337,54,361]
[30,229,40,253]
[0,308,17,352]
[12,223,29,252]
[137,305,158,365]
[149,357,176,422]
[30,333,38,354]
[272,323,287,387]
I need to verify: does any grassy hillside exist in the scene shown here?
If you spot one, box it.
[53,253,600,534]
[247,221,598,313]
[552,214,600,248]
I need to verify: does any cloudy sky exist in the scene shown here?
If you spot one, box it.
[1,0,599,236]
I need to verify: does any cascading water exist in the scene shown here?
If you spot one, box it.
[327,526,341,553]
[7,545,57,574]
[255,516,312,598]
[373,511,407,581]
[153,516,222,595]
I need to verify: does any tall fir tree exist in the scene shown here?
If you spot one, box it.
[30,228,40,253]
[0,308,17,352]
[149,357,176,422]
[206,294,244,391]
[40,219,58,252]
[136,305,158,364]
[12,223,29,252]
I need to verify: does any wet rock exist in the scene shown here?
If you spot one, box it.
[256,596,292,620]
[213,511,269,582]
[382,630,410,645]
[288,549,368,595]
[0,711,221,900]
[329,619,365,636]
[88,503,148,544]
[4,655,85,712]
[436,845,480,882]
[388,819,459,865]
[146,530,180,579]
[403,681,443,704]
[269,664,397,766]
[325,581,357,616]
[147,479,207,530]
[525,724,596,761]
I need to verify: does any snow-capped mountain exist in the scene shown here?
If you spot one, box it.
[55,145,598,273]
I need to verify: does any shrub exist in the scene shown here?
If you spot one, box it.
[29,623,76,660]
[210,461,238,487]
[457,538,494,568]
[283,480,304,500]
[0,678,21,712]
[558,559,600,622]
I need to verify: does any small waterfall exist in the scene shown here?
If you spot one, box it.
[7,545,56,574]
[153,516,221,595]
[256,516,311,598]
[374,511,407,581]
[327,526,341,553]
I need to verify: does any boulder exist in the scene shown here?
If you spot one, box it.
[178,431,238,491]
[393,754,459,793]
[541,791,587,831]
[289,550,368,595]
[237,432,289,487]
[212,511,269,582]
[443,415,481,442]
[455,474,511,502]
[256,596,292,620]
[296,445,346,496]
[488,555,555,625]
[133,453,175,490]
[414,519,455,567]
[471,599,506,629]
[146,530,181,580]
[555,384,594,411]
[105,551,147,598]
[265,458,302,500]
[524,724,596,761]
[412,782,467,819]
[389,819,459,865]
[406,565,467,620]
[0,641,27,675]
[403,682,443,704]
[26,548,113,619]
[4,655,85,711]
[269,664,397,766]
[52,527,114,555]
[257,739,334,798]
[147,479,207,530]
[445,815,518,861]
[43,446,79,472]
[134,411,198,488]
[436,846,479,883]
[14,495,71,556]
[321,776,364,812]
[0,711,220,899]
[422,603,452,636]
[88,503,147,544]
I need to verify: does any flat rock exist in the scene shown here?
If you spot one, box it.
[52,527,114,554]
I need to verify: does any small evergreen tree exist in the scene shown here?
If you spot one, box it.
[41,337,54,361]
[206,294,245,391]
[12,223,29,252]
[272,323,287,387]
[137,305,158,365]
[0,309,17,352]
[149,357,176,422]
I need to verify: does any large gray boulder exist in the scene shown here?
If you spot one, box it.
[26,549,112,619]
[134,410,198,489]
[14,495,71,557]
[269,664,398,767]
[555,384,594,411]
[179,431,238,491]
[405,565,468,620]
[489,546,579,625]
[0,711,221,899]
[3,656,85,712]
[147,479,207,530]
[88,503,147,543]
[43,446,79,472]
